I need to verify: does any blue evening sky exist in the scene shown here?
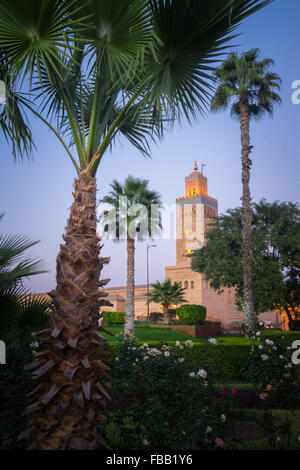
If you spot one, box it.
[1,0,300,293]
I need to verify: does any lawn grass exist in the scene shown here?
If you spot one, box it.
[226,408,300,450]
[100,324,254,345]
[100,325,205,344]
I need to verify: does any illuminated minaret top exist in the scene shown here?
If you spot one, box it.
[185,160,208,198]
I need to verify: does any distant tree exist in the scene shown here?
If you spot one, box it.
[146,279,187,324]
[211,49,281,333]
[190,200,300,330]
[100,176,162,337]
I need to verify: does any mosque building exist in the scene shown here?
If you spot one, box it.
[105,162,279,329]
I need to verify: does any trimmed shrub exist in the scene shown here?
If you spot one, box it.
[149,311,163,322]
[177,304,206,325]
[103,311,125,325]
[261,330,300,341]
[104,341,251,380]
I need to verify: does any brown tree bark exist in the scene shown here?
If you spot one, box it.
[124,235,135,337]
[21,176,113,450]
[239,93,256,334]
[162,304,171,324]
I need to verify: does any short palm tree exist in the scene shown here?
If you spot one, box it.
[0,214,49,351]
[146,279,186,324]
[0,214,50,448]
[211,49,281,333]
[100,176,162,337]
[0,0,272,450]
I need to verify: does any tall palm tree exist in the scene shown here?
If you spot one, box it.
[0,0,273,450]
[100,176,162,337]
[146,279,186,324]
[211,49,281,334]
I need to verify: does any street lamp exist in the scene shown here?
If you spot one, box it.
[146,244,156,322]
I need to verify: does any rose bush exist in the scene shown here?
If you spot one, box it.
[104,335,229,450]
[247,335,299,409]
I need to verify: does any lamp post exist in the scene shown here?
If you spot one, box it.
[146,244,156,322]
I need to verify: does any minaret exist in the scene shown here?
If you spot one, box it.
[176,162,218,264]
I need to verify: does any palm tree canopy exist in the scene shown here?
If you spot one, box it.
[100,175,162,241]
[0,0,273,165]
[211,48,282,119]
[146,279,187,307]
[0,215,46,289]
[0,54,34,159]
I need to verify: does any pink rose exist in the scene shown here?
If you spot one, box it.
[220,390,227,398]
[215,437,224,447]
[231,388,238,396]
[259,392,268,400]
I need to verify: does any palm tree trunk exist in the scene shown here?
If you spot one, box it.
[124,235,135,337]
[22,175,112,450]
[239,93,256,334]
[162,304,170,324]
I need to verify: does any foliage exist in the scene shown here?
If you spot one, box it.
[0,217,49,449]
[246,335,300,409]
[177,304,207,325]
[149,311,164,322]
[104,336,229,450]
[246,335,300,449]
[190,200,300,319]
[103,311,125,325]
[0,0,272,169]
[211,48,281,120]
[0,53,34,158]
[100,176,162,240]
[103,338,252,380]
[146,280,187,310]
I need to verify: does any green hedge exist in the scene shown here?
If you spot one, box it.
[261,330,300,341]
[104,342,251,380]
[176,304,206,325]
[103,311,125,325]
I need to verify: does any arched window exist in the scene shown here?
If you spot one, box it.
[184,281,188,289]
[191,281,194,289]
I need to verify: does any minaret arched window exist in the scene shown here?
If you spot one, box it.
[191,281,194,289]
[184,281,188,289]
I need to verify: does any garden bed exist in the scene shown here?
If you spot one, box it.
[149,321,223,338]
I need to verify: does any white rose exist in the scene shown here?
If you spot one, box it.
[220,414,226,423]
[164,351,170,357]
[208,338,217,345]
[261,354,269,361]
[206,426,213,433]
[197,369,207,379]
[189,372,195,378]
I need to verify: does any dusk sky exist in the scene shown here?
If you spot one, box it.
[1,0,300,294]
